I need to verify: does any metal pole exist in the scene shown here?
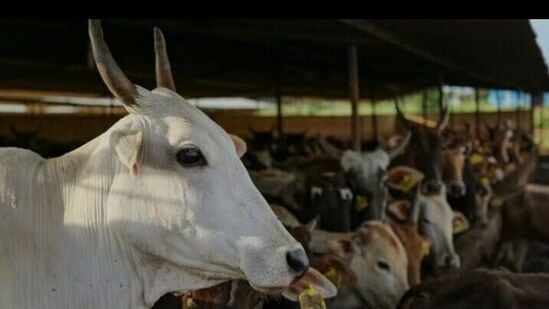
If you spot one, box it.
[422,89,428,125]
[348,45,361,150]
[529,92,535,137]
[370,86,378,141]
[438,78,446,129]
[532,92,543,142]
[438,81,444,114]
[496,90,502,127]
[274,68,283,137]
[515,91,521,131]
[475,88,480,139]
[541,94,545,146]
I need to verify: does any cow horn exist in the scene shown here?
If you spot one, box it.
[388,131,411,160]
[318,136,343,159]
[154,27,176,92]
[395,101,413,130]
[436,106,449,134]
[89,19,138,108]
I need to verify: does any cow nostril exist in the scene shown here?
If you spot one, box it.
[286,249,309,278]
[445,255,461,269]
[425,181,442,194]
[448,183,466,196]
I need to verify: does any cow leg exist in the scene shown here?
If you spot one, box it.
[493,241,515,270]
[511,238,529,273]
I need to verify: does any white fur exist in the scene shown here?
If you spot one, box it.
[340,148,390,193]
[0,88,302,308]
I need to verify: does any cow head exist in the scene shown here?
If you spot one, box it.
[442,135,470,197]
[328,222,409,308]
[489,119,514,164]
[310,171,354,232]
[395,102,448,195]
[320,132,409,223]
[417,187,461,271]
[89,20,335,304]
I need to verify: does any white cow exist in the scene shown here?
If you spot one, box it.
[0,20,335,308]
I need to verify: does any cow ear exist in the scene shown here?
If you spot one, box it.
[111,130,143,176]
[386,200,411,222]
[327,237,356,262]
[230,134,247,158]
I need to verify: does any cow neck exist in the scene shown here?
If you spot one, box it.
[46,128,232,307]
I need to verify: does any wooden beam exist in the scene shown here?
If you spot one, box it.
[349,45,361,150]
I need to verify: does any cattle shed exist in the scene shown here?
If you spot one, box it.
[0,19,547,150]
[3,19,549,309]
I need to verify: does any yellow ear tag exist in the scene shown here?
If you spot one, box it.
[421,239,431,258]
[452,215,470,234]
[323,266,342,288]
[400,175,416,192]
[299,284,327,309]
[470,153,484,165]
[355,195,369,212]
[480,177,490,187]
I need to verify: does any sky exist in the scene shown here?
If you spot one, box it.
[531,19,549,68]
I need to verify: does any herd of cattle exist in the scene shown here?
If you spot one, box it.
[2,20,549,309]
[164,105,549,308]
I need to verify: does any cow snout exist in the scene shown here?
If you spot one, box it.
[444,254,461,269]
[447,181,466,197]
[286,249,309,278]
[423,181,442,194]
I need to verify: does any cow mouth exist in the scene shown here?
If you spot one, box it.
[283,268,337,301]
[249,268,337,302]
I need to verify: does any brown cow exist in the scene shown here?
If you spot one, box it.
[386,187,429,287]
[496,182,549,273]
[398,268,549,309]
[317,222,410,309]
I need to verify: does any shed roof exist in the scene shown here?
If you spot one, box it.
[0,19,547,100]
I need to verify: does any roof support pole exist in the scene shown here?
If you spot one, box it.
[370,86,378,141]
[348,45,361,150]
[515,91,521,131]
[422,89,428,125]
[274,67,283,137]
[475,88,480,139]
[438,78,447,128]
[496,90,502,127]
[531,91,543,139]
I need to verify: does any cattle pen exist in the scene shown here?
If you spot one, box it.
[1,19,549,309]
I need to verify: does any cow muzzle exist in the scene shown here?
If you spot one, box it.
[423,181,443,195]
[447,181,466,197]
[442,254,461,269]
[286,249,310,279]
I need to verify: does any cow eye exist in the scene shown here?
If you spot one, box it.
[177,146,207,167]
[377,261,390,272]
[423,218,431,224]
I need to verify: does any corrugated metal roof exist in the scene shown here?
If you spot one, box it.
[0,19,546,100]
